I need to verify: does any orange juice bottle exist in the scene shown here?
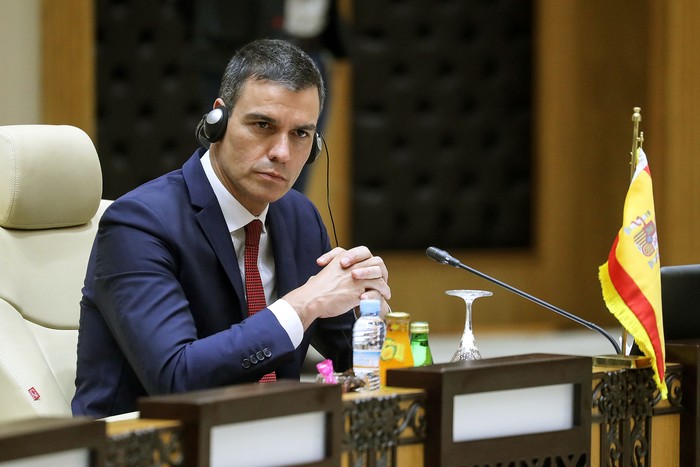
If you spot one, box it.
[379,312,414,386]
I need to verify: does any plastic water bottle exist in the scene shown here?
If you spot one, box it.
[352,299,385,391]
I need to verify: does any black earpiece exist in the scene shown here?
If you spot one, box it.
[308,131,323,165]
[195,107,228,147]
[196,106,322,165]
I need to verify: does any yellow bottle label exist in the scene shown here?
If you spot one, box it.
[381,339,396,360]
[381,338,406,362]
[393,342,406,361]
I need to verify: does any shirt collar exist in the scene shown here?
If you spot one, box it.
[201,150,269,233]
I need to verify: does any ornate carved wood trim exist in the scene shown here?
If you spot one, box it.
[592,363,683,467]
[106,421,184,467]
[343,390,427,467]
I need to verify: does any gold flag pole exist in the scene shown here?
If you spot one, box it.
[594,107,652,368]
[621,108,644,355]
[630,107,642,179]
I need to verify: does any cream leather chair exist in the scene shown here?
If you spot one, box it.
[0,125,110,423]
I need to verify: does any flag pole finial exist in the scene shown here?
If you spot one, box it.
[631,107,643,180]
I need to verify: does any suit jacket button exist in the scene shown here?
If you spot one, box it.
[242,359,251,369]
[250,354,258,364]
[256,350,265,360]
[263,347,272,358]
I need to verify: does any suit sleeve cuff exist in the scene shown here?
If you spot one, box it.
[268,299,303,348]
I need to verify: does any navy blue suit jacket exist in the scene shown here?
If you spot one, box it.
[72,149,354,417]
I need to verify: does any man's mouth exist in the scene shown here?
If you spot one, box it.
[258,170,286,182]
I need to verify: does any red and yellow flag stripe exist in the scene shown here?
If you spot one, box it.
[599,149,666,399]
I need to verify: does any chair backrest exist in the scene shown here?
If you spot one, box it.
[0,125,110,423]
[661,264,700,341]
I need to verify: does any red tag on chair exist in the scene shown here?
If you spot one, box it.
[28,387,40,400]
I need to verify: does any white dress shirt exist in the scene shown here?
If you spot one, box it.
[201,151,304,348]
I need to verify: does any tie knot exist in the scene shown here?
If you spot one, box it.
[244,220,263,247]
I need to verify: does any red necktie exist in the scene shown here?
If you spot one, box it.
[244,220,276,382]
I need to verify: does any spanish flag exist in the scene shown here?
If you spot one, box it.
[599,148,666,399]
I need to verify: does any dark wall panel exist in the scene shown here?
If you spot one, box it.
[351,0,533,250]
[96,0,202,200]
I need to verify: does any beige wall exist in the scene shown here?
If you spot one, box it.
[33,1,700,337]
[0,0,41,124]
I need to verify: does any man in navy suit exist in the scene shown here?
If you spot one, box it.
[72,39,390,418]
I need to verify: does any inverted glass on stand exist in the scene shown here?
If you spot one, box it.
[446,289,492,362]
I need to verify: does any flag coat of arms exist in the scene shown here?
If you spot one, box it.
[598,148,667,399]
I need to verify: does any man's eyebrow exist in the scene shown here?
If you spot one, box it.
[297,123,317,132]
[244,112,276,124]
[244,112,317,132]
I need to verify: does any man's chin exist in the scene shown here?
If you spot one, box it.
[258,186,289,204]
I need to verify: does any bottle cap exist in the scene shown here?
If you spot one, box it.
[358,299,381,315]
[410,321,429,333]
[386,311,410,321]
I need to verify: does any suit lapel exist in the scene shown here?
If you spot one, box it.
[267,205,300,298]
[182,150,246,307]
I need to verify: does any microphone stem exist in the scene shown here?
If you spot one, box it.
[451,262,622,355]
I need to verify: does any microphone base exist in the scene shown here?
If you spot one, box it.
[593,354,652,369]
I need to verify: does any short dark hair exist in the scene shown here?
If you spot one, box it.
[218,39,325,112]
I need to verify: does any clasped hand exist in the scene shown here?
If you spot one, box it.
[283,246,390,329]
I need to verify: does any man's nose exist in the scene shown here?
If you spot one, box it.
[268,134,291,162]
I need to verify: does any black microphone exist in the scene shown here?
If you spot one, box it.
[426,246,622,355]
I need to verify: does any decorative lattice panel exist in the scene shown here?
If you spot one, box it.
[96,0,202,200]
[351,0,533,250]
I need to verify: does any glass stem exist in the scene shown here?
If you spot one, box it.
[459,300,477,349]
